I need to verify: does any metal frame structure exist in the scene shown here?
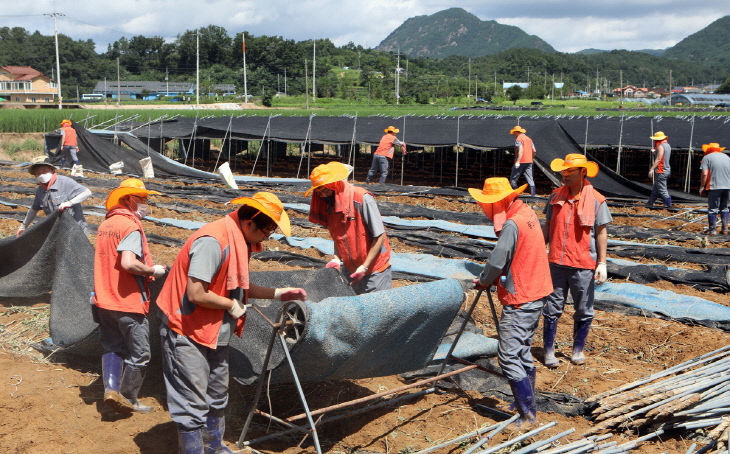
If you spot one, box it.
[236,289,504,452]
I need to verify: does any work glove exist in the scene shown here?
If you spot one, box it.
[514,163,520,168]
[472,278,489,290]
[57,201,73,212]
[325,258,341,270]
[151,264,167,278]
[227,298,247,319]
[274,287,307,302]
[16,226,25,237]
[594,262,607,284]
[349,265,368,283]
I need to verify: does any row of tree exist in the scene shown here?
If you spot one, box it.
[1,25,728,101]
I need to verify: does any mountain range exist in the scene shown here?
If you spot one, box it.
[377,8,730,66]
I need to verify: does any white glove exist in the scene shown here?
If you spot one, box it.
[57,201,73,212]
[152,264,167,278]
[594,262,607,284]
[274,287,308,301]
[514,163,520,168]
[16,225,26,237]
[227,298,246,319]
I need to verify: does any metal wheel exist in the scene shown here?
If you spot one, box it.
[280,301,306,345]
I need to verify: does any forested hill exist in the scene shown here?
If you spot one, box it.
[0,25,727,101]
[663,15,730,67]
[376,8,555,58]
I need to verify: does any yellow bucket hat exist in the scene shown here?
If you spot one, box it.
[650,131,668,141]
[509,126,526,134]
[550,153,599,178]
[304,161,350,197]
[61,119,72,126]
[702,142,726,155]
[229,191,291,237]
[106,178,161,210]
[384,125,400,134]
[468,177,526,204]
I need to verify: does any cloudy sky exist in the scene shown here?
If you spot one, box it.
[2,0,729,53]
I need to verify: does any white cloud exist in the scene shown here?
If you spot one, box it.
[0,0,728,54]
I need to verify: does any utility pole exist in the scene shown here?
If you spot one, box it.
[116,57,121,106]
[242,32,248,103]
[165,67,169,97]
[669,69,673,106]
[494,71,497,97]
[45,11,65,109]
[551,73,555,103]
[527,66,530,87]
[468,58,471,98]
[312,38,316,101]
[277,73,280,94]
[305,58,309,110]
[619,69,623,108]
[595,69,599,95]
[395,50,400,104]
[196,30,200,106]
[284,68,287,96]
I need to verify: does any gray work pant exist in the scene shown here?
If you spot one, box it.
[95,306,150,368]
[345,265,392,295]
[509,163,535,190]
[366,155,390,184]
[708,189,730,216]
[61,145,78,165]
[160,324,230,431]
[650,172,671,200]
[497,300,543,381]
[542,264,595,324]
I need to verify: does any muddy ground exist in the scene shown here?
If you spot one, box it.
[0,156,729,454]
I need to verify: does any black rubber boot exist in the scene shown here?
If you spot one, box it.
[572,320,592,365]
[704,214,718,235]
[542,318,559,368]
[721,211,729,235]
[102,352,134,413]
[120,365,153,413]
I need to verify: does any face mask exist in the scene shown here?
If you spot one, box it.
[135,203,148,219]
[36,173,53,184]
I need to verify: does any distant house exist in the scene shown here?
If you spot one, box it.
[92,81,236,100]
[0,66,58,103]
[613,85,637,97]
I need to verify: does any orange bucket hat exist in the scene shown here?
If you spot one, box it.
[650,131,668,141]
[106,178,161,210]
[384,125,400,134]
[550,153,599,178]
[702,142,726,155]
[509,126,526,134]
[229,191,291,237]
[61,119,72,126]
[468,177,526,204]
[304,161,351,197]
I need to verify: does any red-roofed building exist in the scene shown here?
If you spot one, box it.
[0,66,58,103]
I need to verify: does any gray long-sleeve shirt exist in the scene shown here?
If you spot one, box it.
[478,220,518,293]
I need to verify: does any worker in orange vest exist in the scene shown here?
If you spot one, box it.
[59,119,80,170]
[699,142,730,235]
[509,126,538,196]
[156,192,307,454]
[307,161,392,294]
[471,177,553,425]
[92,178,167,414]
[647,131,672,208]
[541,154,612,368]
[365,125,406,184]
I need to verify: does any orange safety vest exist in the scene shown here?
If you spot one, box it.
[515,133,534,163]
[375,133,399,159]
[156,217,248,348]
[547,185,606,270]
[62,125,78,147]
[496,200,553,307]
[93,214,151,314]
[655,141,667,174]
[313,185,391,275]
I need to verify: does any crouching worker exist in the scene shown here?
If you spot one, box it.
[93,178,166,414]
[305,161,392,294]
[156,192,307,454]
[470,178,553,425]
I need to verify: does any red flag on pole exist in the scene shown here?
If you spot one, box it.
[242,34,245,53]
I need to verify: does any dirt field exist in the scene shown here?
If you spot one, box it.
[1,153,729,453]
